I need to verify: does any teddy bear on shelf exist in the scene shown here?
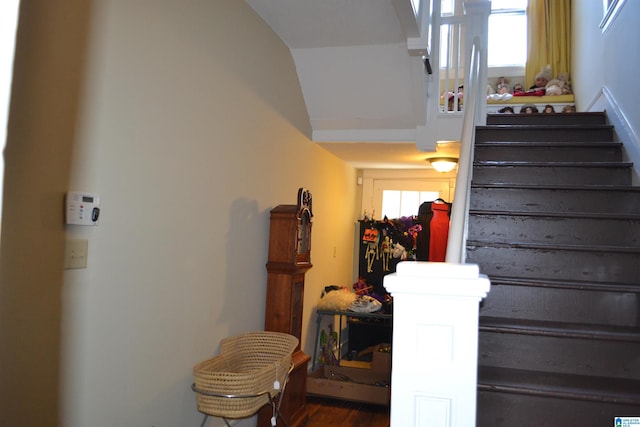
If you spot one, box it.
[545,78,564,96]
[557,72,572,94]
[545,72,573,96]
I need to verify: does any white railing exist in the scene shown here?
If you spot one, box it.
[416,0,489,260]
[439,15,465,114]
[442,1,490,262]
[445,36,482,263]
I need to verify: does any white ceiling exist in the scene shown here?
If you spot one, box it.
[318,141,461,169]
[245,0,408,49]
[245,0,452,169]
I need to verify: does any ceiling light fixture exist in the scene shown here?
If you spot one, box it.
[427,157,458,173]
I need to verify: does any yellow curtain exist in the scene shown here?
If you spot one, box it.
[525,0,572,87]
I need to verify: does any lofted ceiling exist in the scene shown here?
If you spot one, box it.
[246,0,456,169]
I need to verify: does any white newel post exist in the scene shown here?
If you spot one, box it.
[384,262,490,427]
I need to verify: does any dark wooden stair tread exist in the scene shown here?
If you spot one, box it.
[478,366,640,405]
[469,209,640,220]
[487,275,640,294]
[476,141,622,146]
[467,239,640,253]
[475,161,633,167]
[471,183,640,191]
[478,124,614,130]
[479,316,640,342]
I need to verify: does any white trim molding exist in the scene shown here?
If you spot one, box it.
[587,86,640,185]
[600,0,626,34]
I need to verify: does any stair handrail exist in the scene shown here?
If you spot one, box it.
[445,35,482,263]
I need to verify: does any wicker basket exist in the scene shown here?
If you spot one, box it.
[193,331,298,419]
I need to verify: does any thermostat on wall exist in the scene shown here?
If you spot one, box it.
[66,191,100,225]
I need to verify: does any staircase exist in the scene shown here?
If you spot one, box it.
[466,112,640,426]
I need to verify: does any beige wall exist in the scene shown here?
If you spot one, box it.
[0,1,357,426]
[0,1,93,425]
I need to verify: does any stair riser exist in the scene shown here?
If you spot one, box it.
[470,187,640,215]
[472,165,631,186]
[466,246,640,284]
[475,127,613,143]
[479,284,639,326]
[474,145,622,162]
[477,391,640,427]
[479,332,640,379]
[468,215,640,247]
[486,113,608,126]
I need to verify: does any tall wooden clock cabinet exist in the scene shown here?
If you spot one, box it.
[259,188,312,427]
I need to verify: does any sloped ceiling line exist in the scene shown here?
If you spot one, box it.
[246,0,451,169]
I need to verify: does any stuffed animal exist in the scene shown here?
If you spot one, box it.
[318,286,356,311]
[530,64,552,90]
[557,72,573,94]
[545,71,573,96]
[545,79,564,96]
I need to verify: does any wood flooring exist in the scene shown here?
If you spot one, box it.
[305,396,390,427]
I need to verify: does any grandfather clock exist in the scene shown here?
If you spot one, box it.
[259,188,312,427]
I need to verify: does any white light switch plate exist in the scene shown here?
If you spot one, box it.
[64,239,88,269]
